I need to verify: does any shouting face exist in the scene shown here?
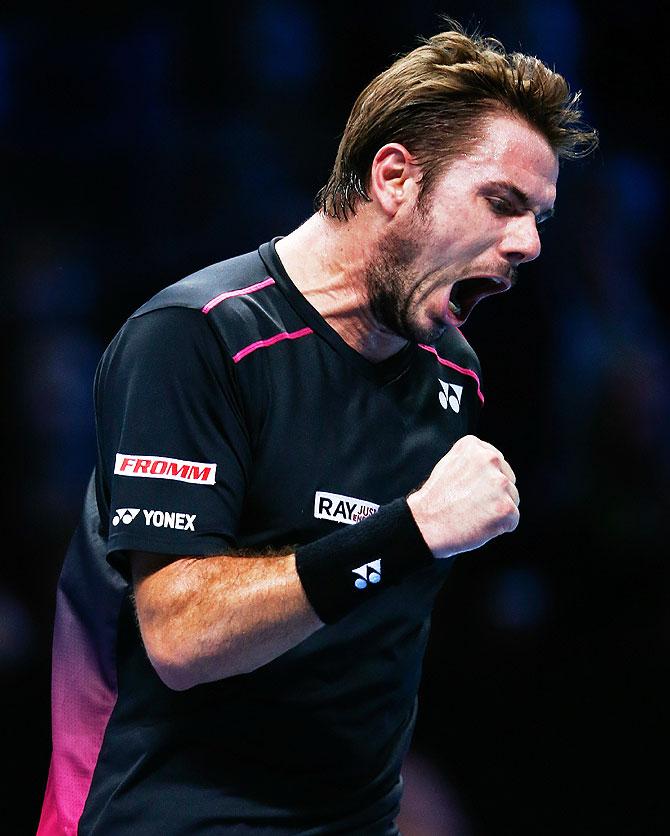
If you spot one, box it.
[364,111,559,344]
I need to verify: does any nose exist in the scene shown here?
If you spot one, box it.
[501,213,542,265]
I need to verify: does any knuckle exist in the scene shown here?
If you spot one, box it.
[494,499,510,519]
[507,506,520,530]
[495,498,518,520]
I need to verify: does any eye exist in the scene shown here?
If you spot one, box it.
[487,197,513,215]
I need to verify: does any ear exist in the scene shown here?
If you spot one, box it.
[369,143,421,218]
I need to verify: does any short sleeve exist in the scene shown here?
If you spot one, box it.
[95,306,251,565]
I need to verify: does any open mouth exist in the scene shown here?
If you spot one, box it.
[447,275,510,324]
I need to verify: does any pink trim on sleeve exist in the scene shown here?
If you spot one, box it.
[232,327,314,364]
[418,343,485,404]
[202,277,276,314]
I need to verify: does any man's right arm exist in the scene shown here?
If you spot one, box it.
[131,549,323,690]
[131,435,519,691]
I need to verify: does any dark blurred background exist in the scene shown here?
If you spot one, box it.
[2,2,668,834]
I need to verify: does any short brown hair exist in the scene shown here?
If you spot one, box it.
[316,20,598,219]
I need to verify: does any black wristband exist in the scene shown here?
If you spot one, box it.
[295,498,435,624]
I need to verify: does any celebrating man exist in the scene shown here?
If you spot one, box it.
[38,20,596,835]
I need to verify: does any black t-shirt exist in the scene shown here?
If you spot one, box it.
[38,240,484,835]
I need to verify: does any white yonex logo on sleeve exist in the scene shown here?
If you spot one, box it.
[352,560,382,589]
[314,492,379,525]
[112,508,141,526]
[114,454,216,485]
[111,508,197,531]
[143,510,196,531]
[438,380,463,412]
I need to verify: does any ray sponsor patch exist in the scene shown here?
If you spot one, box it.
[314,491,379,525]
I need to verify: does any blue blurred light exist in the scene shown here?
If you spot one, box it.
[0,29,11,124]
[609,154,661,224]
[245,1,321,88]
[489,567,549,631]
[524,0,582,83]
[0,587,36,669]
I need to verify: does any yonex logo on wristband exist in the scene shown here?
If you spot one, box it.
[296,500,429,623]
[352,560,382,589]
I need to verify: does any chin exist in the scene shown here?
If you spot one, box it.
[406,320,448,345]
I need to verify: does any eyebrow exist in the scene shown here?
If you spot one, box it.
[486,180,555,224]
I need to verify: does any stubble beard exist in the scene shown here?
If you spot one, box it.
[363,220,447,346]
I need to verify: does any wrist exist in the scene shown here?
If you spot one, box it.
[295,498,435,624]
[406,491,454,560]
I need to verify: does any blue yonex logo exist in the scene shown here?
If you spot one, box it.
[352,560,382,589]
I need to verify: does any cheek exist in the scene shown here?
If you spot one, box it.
[428,203,494,254]
[414,200,501,275]
[450,213,502,260]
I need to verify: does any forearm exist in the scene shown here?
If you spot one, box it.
[132,550,323,690]
[132,435,520,692]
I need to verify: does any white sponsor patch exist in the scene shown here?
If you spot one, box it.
[114,454,216,485]
[314,491,379,525]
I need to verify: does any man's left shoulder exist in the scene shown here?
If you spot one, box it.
[416,328,484,407]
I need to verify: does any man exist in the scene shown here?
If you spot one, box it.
[38,21,597,835]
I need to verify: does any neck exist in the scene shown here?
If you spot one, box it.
[274,212,407,363]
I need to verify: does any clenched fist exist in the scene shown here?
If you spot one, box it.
[407,435,520,559]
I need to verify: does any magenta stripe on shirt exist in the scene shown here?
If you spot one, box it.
[418,343,485,404]
[232,327,314,364]
[201,277,276,314]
